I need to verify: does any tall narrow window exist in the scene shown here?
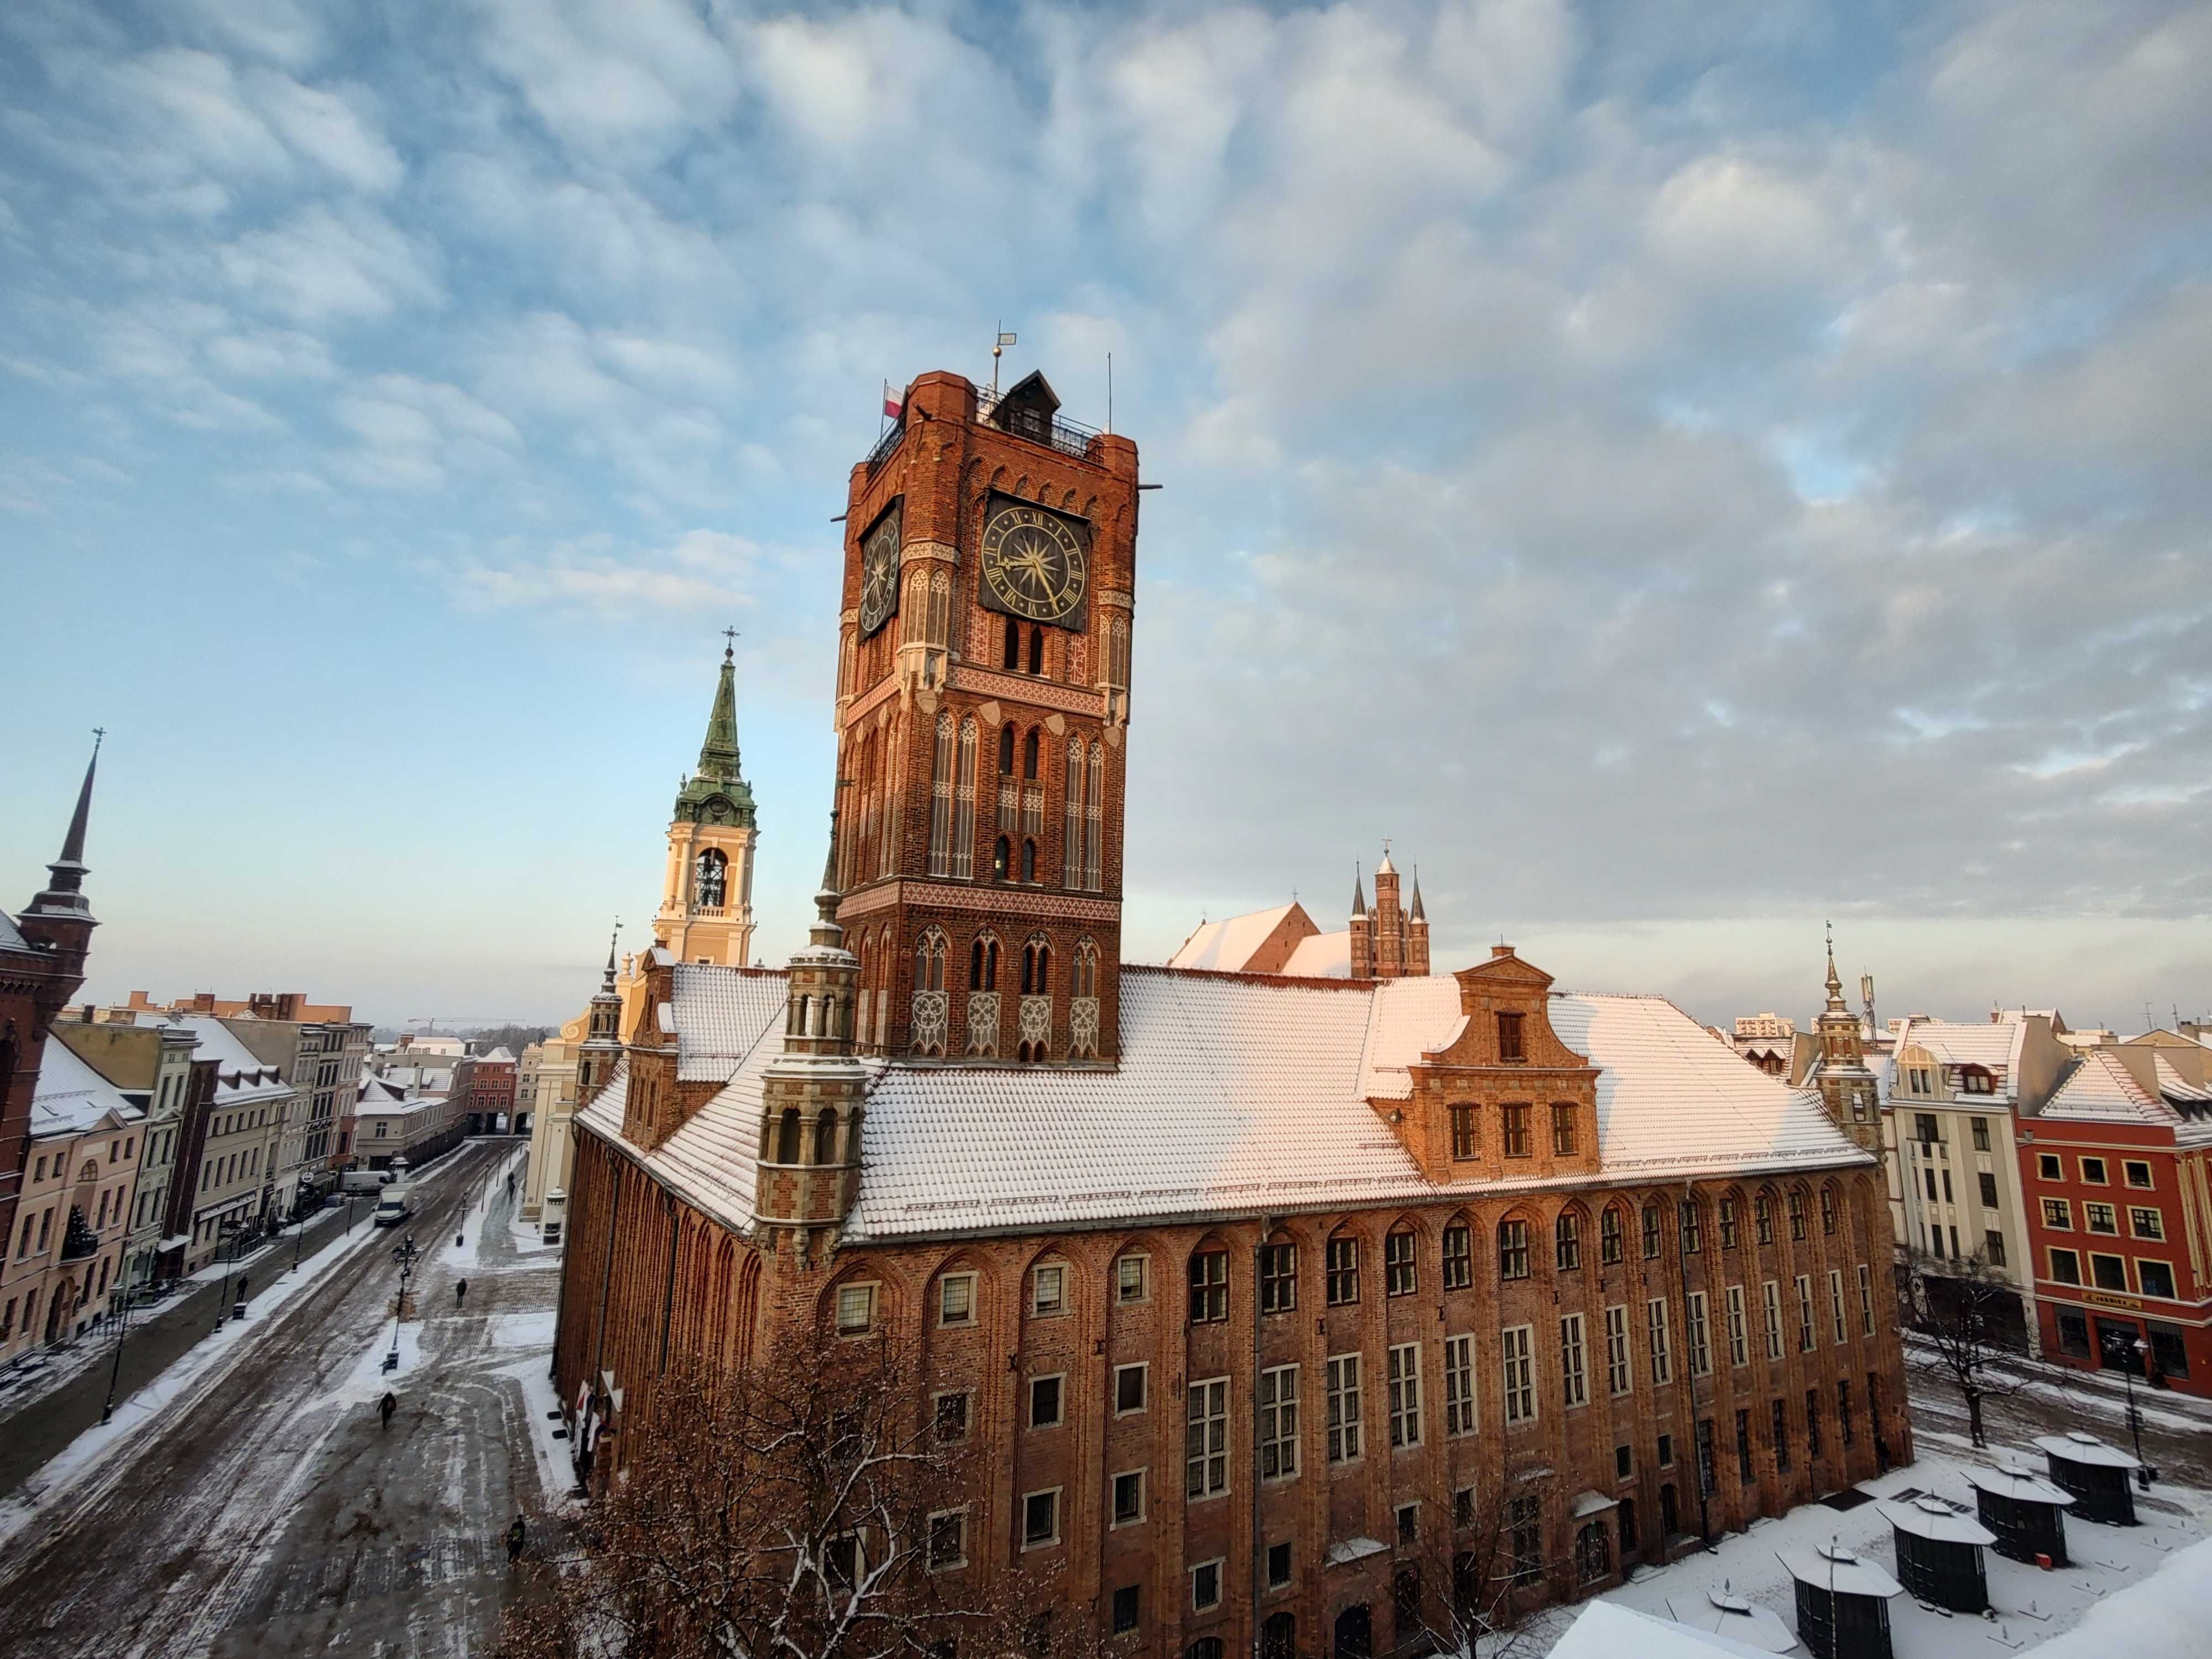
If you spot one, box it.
[1186,1378,1229,1499]
[1000,722,1016,775]
[1828,1269,1847,1344]
[1327,1237,1360,1305]
[1719,1197,1740,1249]
[1642,1205,1663,1259]
[1496,1011,1525,1060]
[1449,1103,1478,1159]
[1260,1241,1297,1313]
[1555,1211,1581,1271]
[1188,1250,1228,1323]
[1387,1344,1423,1447]
[1605,1305,1631,1395]
[1687,1292,1712,1378]
[1503,1103,1531,1157]
[1062,738,1085,887]
[1559,1314,1588,1407]
[1022,727,1040,779]
[1680,1201,1703,1255]
[1326,1354,1364,1462]
[1647,1298,1673,1385]
[1442,1224,1472,1290]
[1600,1207,1624,1265]
[1725,1285,1749,1367]
[1002,615,1020,670]
[1762,1280,1784,1360]
[951,717,977,879]
[927,712,954,875]
[1385,1230,1417,1296]
[1259,1365,1300,1478]
[1857,1264,1875,1337]
[1443,1334,1477,1436]
[1501,1326,1535,1423]
[1084,745,1104,890]
[1796,1275,1815,1353]
[1498,1219,1530,1280]
[1551,1102,1578,1155]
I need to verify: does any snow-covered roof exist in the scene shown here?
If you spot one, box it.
[161,1016,292,1105]
[1775,1542,1900,1599]
[1892,1015,2023,1091]
[582,963,1870,1245]
[2036,1431,2142,1471]
[673,966,790,1081]
[1281,930,1352,977]
[479,1045,516,1063]
[2154,1057,2211,1107]
[1168,905,1300,972]
[32,1038,146,1139]
[1962,1463,2075,1506]
[2042,1050,2171,1124]
[1551,1601,1781,1659]
[1876,1494,1996,1545]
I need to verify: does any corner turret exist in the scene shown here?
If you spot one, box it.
[17,733,102,1015]
[754,811,869,1264]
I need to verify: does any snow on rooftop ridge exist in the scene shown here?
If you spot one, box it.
[2042,1049,2173,1125]
[32,1037,145,1138]
[672,963,791,1081]
[1167,904,1298,972]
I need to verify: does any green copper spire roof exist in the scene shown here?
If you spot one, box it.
[674,641,757,827]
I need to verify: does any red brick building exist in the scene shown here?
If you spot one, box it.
[458,1046,519,1133]
[2019,1045,2212,1394]
[2,743,102,1271]
[551,371,1912,1658]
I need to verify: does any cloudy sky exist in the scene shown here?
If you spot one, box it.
[4,0,2208,1032]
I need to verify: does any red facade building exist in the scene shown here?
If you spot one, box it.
[2019,1045,2212,1395]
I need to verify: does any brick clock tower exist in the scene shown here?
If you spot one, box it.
[832,369,1139,1067]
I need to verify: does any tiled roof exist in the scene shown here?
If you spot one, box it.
[582,962,1870,1245]
[2042,1051,2173,1125]
[162,1016,294,1104]
[1892,1016,2023,1093]
[672,965,790,1081]
[2154,1057,2211,1106]
[0,910,28,952]
[1167,905,1298,972]
[32,1038,145,1139]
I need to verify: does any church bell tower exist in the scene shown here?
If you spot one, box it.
[655,639,759,967]
[1813,927,1880,1153]
[830,369,1140,1066]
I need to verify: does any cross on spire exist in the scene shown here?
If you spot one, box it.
[721,625,738,657]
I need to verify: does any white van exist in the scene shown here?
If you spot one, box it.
[372,1185,413,1226]
[341,1170,394,1196]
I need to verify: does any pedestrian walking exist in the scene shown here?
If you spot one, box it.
[455,1278,468,1308]
[379,1391,397,1431]
[506,1513,526,1565]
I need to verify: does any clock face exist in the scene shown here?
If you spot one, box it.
[858,502,901,638]
[979,499,1088,625]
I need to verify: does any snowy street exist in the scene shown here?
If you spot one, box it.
[0,1139,564,1658]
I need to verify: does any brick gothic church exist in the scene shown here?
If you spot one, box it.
[552,369,1911,1659]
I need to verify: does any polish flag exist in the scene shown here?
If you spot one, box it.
[883,382,902,420]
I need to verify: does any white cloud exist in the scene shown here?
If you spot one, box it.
[217,203,442,322]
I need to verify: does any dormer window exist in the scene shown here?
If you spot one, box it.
[1958,1065,1995,1095]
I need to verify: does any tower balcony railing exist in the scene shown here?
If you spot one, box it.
[974,388,1102,462]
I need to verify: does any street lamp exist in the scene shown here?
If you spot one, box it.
[101,1277,137,1425]
[2105,1327,2154,1488]
[211,1217,242,1337]
[384,1232,421,1374]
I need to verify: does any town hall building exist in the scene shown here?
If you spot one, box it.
[551,368,1912,1659]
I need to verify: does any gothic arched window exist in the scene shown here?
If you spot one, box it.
[1020,838,1036,882]
[776,1109,801,1164]
[1002,615,1020,670]
[915,927,948,991]
[694,847,727,909]
[952,718,977,879]
[1062,737,1086,887]
[1000,722,1016,775]
[993,835,1011,880]
[927,712,954,876]
[1022,938,1052,995]
[1026,628,1044,675]
[1084,744,1104,890]
[814,1109,838,1166]
[1022,728,1040,779]
[971,933,999,992]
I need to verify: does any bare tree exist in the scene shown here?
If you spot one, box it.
[499,1332,1076,1659]
[1903,1247,2027,1449]
[1395,1462,1568,1659]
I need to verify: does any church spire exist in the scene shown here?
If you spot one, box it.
[1823,920,1847,1014]
[697,630,744,786]
[23,729,101,927]
[1351,863,1368,919]
[1409,867,1426,922]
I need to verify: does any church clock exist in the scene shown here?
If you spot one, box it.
[979,496,1088,627]
[858,500,902,638]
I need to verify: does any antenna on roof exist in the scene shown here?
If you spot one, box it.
[1106,350,1113,434]
[991,324,1016,397]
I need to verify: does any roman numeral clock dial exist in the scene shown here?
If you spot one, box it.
[858,501,902,638]
[979,499,1088,627]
